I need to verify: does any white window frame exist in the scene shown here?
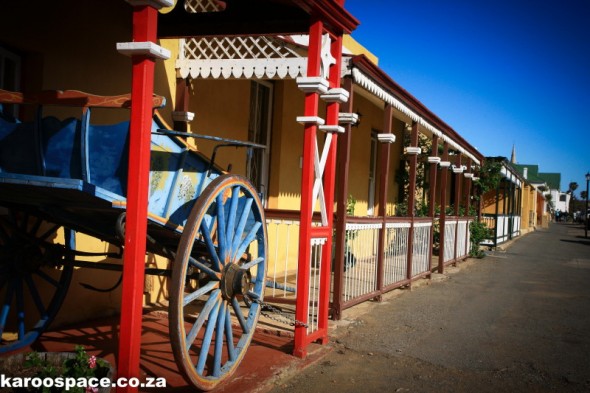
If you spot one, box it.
[0,46,21,90]
[247,80,273,206]
[367,132,378,216]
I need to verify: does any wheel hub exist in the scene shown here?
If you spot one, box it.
[220,263,250,300]
[1,240,44,275]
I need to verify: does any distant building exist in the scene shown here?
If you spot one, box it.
[513,164,569,217]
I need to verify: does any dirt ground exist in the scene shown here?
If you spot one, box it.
[267,223,590,393]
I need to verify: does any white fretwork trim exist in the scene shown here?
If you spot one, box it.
[405,146,421,155]
[296,77,330,94]
[320,88,349,103]
[117,42,171,60]
[439,161,451,168]
[126,0,173,9]
[346,223,383,230]
[177,58,307,79]
[377,133,396,143]
[385,222,411,229]
[464,173,474,179]
[296,116,325,126]
[338,112,359,125]
[428,156,441,164]
[319,125,345,133]
[472,176,480,181]
[348,65,480,165]
[172,111,195,122]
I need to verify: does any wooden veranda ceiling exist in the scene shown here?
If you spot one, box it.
[158,0,359,38]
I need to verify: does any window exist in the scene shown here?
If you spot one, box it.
[0,45,21,117]
[559,194,566,202]
[367,132,378,216]
[247,81,273,204]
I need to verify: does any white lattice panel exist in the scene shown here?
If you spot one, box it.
[184,36,302,60]
[185,0,223,13]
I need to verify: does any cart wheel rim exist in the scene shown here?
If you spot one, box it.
[0,210,74,353]
[170,175,267,391]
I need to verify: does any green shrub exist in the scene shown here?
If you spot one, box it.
[469,220,491,258]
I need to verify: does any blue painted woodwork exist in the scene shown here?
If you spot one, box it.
[0,107,221,236]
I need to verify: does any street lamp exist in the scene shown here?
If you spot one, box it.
[586,172,590,238]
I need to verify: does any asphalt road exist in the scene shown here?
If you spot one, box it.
[268,223,590,393]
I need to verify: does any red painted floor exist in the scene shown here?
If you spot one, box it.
[19,311,328,393]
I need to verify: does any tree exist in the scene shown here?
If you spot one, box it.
[568,182,578,215]
[545,193,554,212]
[472,159,502,200]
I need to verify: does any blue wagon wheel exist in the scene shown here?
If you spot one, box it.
[170,174,267,391]
[0,209,74,353]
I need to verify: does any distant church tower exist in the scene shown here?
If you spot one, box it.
[510,144,516,164]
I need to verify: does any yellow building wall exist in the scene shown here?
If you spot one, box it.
[188,79,252,176]
[521,185,532,231]
[0,3,186,327]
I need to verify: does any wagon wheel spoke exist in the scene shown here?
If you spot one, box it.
[15,279,25,340]
[196,296,221,374]
[231,296,249,334]
[224,307,236,361]
[200,220,222,272]
[183,281,220,307]
[225,186,241,254]
[0,282,15,338]
[231,197,253,258]
[170,175,267,391]
[0,209,74,353]
[24,275,47,319]
[215,194,228,264]
[185,290,221,350]
[188,257,221,281]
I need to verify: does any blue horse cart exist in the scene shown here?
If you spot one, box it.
[0,89,268,390]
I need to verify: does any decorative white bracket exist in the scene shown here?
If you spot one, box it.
[472,176,480,181]
[320,34,336,80]
[338,112,359,125]
[319,125,345,133]
[172,111,195,122]
[320,88,349,103]
[404,146,421,155]
[452,165,465,174]
[377,133,396,144]
[427,156,441,164]
[117,42,171,60]
[296,77,329,94]
[296,116,325,126]
[464,173,474,179]
[439,161,451,168]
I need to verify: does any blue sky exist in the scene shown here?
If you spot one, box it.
[345,0,590,196]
